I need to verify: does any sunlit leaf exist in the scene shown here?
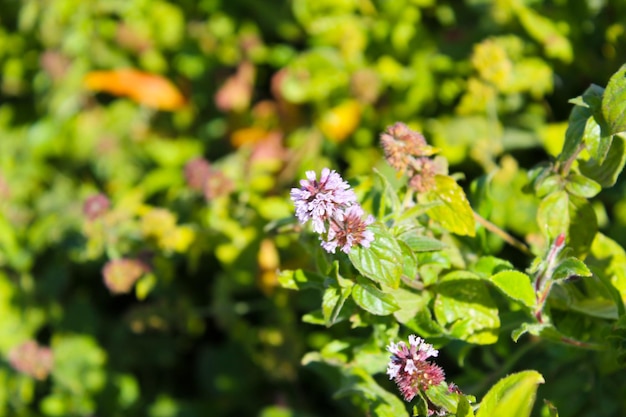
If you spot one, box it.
[349,223,403,288]
[536,190,569,239]
[434,272,500,344]
[476,371,544,417]
[488,270,536,308]
[602,63,626,135]
[317,100,361,143]
[552,258,592,281]
[421,175,476,237]
[564,173,601,198]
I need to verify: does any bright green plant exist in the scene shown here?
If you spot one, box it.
[281,64,626,416]
[2,1,626,416]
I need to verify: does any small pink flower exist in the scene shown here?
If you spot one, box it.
[386,335,445,402]
[184,157,212,192]
[9,340,54,380]
[321,205,374,254]
[83,193,110,221]
[290,168,357,233]
[102,258,148,295]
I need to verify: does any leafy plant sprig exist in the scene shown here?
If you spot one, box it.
[281,64,626,416]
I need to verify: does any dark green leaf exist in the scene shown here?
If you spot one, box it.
[602,63,626,135]
[559,85,604,163]
[349,223,403,288]
[580,132,626,187]
[352,276,399,316]
[475,371,544,417]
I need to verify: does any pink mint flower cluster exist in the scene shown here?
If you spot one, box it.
[9,340,54,380]
[290,168,374,253]
[387,335,461,415]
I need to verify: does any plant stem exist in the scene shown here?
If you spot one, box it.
[556,142,586,177]
[472,211,532,256]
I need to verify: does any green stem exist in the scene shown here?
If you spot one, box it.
[472,211,532,256]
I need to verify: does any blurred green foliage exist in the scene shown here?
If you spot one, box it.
[1,0,626,416]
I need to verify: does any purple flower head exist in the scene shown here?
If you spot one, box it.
[321,205,374,254]
[9,340,54,380]
[184,157,212,192]
[290,168,356,233]
[386,335,445,403]
[83,193,110,221]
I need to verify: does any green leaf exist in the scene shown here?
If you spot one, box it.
[552,257,592,281]
[511,322,570,343]
[434,272,500,344]
[559,85,604,163]
[135,273,157,301]
[536,190,569,239]
[281,48,348,102]
[543,400,560,417]
[564,173,601,198]
[278,269,326,291]
[588,233,626,312]
[321,267,354,326]
[372,168,402,217]
[385,286,430,324]
[515,6,572,62]
[535,174,564,197]
[567,195,597,256]
[581,115,613,164]
[425,383,463,415]
[399,235,446,252]
[399,240,419,280]
[352,276,399,316]
[472,256,514,278]
[476,371,544,417]
[488,270,536,308]
[421,175,476,237]
[511,322,549,342]
[580,132,626,187]
[349,223,403,288]
[335,368,409,417]
[602,63,626,135]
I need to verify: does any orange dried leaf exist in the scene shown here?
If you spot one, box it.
[230,126,271,148]
[83,69,186,111]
